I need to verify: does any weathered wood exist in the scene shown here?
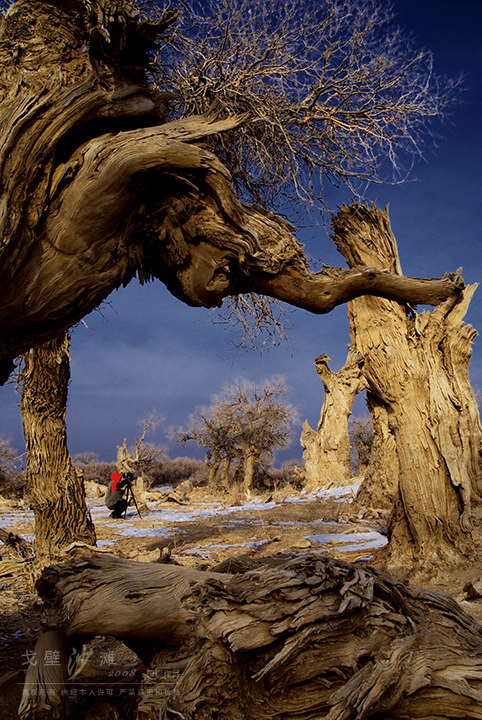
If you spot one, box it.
[0,526,34,559]
[21,332,96,563]
[0,1,464,382]
[332,203,482,569]
[301,350,366,490]
[37,555,232,641]
[34,554,482,719]
[18,630,69,720]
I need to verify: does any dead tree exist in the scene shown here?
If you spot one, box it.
[301,351,367,490]
[20,332,96,564]
[116,415,164,498]
[20,553,482,719]
[0,0,464,384]
[332,204,482,572]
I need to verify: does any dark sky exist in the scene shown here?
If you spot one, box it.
[1,0,481,464]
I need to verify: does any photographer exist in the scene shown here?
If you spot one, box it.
[105,471,134,519]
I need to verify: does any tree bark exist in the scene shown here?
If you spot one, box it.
[0,1,464,382]
[353,395,399,514]
[242,446,260,499]
[221,456,233,491]
[205,451,222,490]
[27,553,482,720]
[116,437,146,498]
[301,351,367,490]
[21,332,96,564]
[331,203,482,570]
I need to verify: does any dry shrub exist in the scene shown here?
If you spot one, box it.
[151,457,206,487]
[73,456,117,487]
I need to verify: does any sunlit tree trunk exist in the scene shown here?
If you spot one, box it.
[117,439,143,495]
[301,350,366,490]
[353,395,399,514]
[21,332,96,564]
[332,204,482,570]
[206,450,222,490]
[241,445,261,498]
[221,456,233,491]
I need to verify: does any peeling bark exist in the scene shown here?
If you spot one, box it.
[331,204,482,568]
[26,553,482,720]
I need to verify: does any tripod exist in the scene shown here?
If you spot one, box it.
[124,483,142,519]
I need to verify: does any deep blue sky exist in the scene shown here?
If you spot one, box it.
[1,0,481,464]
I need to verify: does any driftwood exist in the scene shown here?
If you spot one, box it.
[24,553,482,719]
[0,0,464,382]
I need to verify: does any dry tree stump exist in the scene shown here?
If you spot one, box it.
[22,553,482,720]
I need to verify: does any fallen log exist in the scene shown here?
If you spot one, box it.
[37,554,231,643]
[28,553,482,720]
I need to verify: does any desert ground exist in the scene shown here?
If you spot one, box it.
[1,480,481,718]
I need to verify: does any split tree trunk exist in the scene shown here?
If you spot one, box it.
[301,351,366,490]
[116,439,145,497]
[21,332,96,564]
[354,395,399,513]
[331,204,482,570]
[25,553,482,720]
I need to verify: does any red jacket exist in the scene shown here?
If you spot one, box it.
[110,472,124,491]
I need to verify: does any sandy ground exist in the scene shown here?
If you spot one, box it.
[1,483,481,718]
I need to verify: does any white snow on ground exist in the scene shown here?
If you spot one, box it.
[0,510,34,528]
[307,531,387,552]
[96,496,279,538]
[1,480,379,555]
[283,483,361,504]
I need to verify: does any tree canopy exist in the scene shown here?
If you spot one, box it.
[178,377,295,491]
[154,0,459,211]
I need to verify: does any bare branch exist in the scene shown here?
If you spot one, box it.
[154,0,460,212]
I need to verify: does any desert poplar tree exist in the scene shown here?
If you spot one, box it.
[178,378,295,496]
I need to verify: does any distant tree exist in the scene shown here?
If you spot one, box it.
[117,414,166,495]
[177,404,235,490]
[0,436,25,498]
[73,452,99,468]
[178,378,295,496]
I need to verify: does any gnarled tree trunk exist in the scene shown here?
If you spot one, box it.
[353,395,399,514]
[332,204,482,571]
[23,553,482,720]
[301,350,366,490]
[21,332,96,564]
[0,0,464,383]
